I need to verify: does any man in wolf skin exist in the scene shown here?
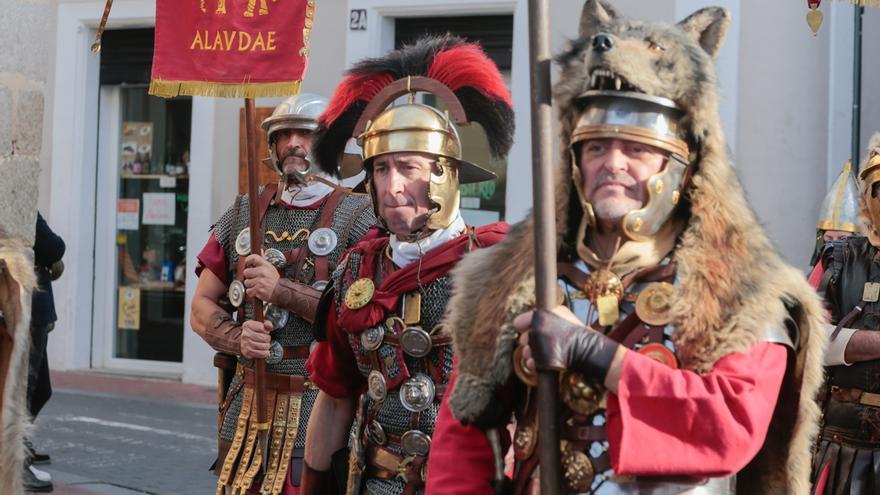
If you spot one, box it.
[299,36,513,495]
[810,133,880,494]
[191,93,375,495]
[425,1,826,494]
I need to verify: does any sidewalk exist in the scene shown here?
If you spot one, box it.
[28,370,219,495]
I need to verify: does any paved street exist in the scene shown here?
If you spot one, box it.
[28,372,219,495]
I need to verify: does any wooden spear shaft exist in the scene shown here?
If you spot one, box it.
[243,98,269,462]
[527,0,562,493]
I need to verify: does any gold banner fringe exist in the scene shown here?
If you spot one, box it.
[148,80,302,99]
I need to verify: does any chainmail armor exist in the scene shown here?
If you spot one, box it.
[213,189,375,450]
[332,254,454,495]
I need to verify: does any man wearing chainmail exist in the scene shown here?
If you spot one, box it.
[810,134,880,494]
[298,36,514,495]
[191,93,375,495]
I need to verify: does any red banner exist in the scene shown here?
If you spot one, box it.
[149,0,315,98]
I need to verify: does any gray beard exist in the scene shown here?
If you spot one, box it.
[593,199,636,222]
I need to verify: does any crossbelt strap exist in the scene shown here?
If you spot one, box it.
[242,367,313,394]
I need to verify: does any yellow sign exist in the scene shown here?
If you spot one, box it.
[118,286,141,330]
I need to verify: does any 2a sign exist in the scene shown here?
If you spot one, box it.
[350,9,367,31]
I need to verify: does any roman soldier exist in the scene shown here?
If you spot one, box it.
[426,1,826,494]
[299,36,514,495]
[808,160,860,272]
[191,93,376,495]
[810,133,880,494]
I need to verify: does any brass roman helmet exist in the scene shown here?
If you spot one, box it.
[817,160,860,233]
[860,148,880,230]
[261,93,328,175]
[570,90,691,241]
[313,35,514,232]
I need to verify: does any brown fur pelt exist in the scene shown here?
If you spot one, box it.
[857,132,880,246]
[445,1,827,493]
[0,237,36,495]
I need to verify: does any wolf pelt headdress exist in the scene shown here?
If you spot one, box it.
[0,237,37,495]
[858,132,880,245]
[445,1,827,493]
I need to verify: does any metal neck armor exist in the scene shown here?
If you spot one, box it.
[570,91,691,242]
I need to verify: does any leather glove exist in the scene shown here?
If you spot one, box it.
[299,460,332,495]
[271,279,322,324]
[530,309,619,380]
[202,310,243,355]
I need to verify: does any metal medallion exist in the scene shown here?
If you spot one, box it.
[635,282,676,327]
[308,227,338,256]
[366,420,387,446]
[264,303,290,329]
[228,280,246,308]
[400,430,432,457]
[344,278,375,310]
[514,424,537,460]
[513,345,538,387]
[637,343,678,369]
[400,326,432,358]
[266,340,283,365]
[311,280,328,291]
[399,373,435,413]
[263,248,286,269]
[360,325,385,351]
[561,449,595,493]
[559,371,603,417]
[367,370,387,402]
[235,228,252,257]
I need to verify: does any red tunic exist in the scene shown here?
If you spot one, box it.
[425,342,788,494]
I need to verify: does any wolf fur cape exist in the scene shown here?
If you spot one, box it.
[0,237,36,495]
[859,133,880,245]
[445,1,827,493]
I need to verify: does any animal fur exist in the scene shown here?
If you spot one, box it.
[0,237,36,495]
[445,1,827,493]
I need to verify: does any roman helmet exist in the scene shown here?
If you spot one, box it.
[570,90,692,242]
[260,93,328,175]
[313,35,514,231]
[817,160,860,234]
[859,134,880,233]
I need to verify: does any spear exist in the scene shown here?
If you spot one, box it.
[243,98,269,470]
[527,0,562,493]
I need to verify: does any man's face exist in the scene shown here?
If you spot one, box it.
[371,152,438,236]
[578,138,668,221]
[273,128,314,175]
[822,230,851,242]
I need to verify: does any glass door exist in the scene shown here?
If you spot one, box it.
[94,84,192,373]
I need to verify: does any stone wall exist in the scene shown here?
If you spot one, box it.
[0,0,54,245]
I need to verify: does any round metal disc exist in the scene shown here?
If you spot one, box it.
[635,282,676,327]
[367,370,387,402]
[266,340,283,365]
[562,449,595,493]
[264,303,290,329]
[311,280,328,291]
[345,278,375,310]
[263,248,286,269]
[399,373,435,413]
[366,420,387,446]
[308,227,338,256]
[400,430,432,456]
[400,326,432,358]
[228,280,246,308]
[360,325,385,351]
[235,228,252,257]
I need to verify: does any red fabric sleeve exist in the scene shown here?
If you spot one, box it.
[195,232,229,284]
[425,368,497,495]
[808,260,825,289]
[605,342,788,477]
[305,299,366,399]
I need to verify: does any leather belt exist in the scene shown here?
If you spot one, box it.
[382,332,453,347]
[364,443,427,484]
[282,344,311,360]
[831,385,880,408]
[242,367,312,394]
